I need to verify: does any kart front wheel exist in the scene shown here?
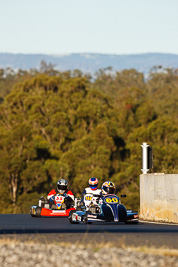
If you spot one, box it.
[83,212,92,224]
[69,210,79,224]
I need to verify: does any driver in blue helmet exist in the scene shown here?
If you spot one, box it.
[81,177,102,205]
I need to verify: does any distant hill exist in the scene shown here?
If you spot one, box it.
[0,52,178,74]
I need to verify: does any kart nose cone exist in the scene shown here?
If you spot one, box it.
[107,203,119,222]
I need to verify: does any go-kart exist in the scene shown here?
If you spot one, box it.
[30,194,75,217]
[69,193,139,224]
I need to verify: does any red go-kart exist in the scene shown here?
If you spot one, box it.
[30,195,75,217]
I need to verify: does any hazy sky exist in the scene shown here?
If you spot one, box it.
[0,0,178,55]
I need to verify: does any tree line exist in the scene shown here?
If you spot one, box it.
[0,62,177,213]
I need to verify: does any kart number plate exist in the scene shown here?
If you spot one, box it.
[55,196,64,204]
[84,194,93,206]
[85,196,92,201]
[105,197,118,203]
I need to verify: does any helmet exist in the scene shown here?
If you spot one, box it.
[89,177,98,190]
[102,181,115,195]
[56,179,68,194]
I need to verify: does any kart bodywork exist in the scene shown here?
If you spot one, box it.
[69,194,139,224]
[30,205,75,217]
[30,195,75,217]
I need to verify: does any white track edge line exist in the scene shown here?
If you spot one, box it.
[139,220,178,226]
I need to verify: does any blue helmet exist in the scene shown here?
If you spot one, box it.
[89,177,98,190]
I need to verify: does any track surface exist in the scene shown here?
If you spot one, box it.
[0,214,178,248]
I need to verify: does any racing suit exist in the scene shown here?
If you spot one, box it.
[81,187,102,207]
[47,189,74,209]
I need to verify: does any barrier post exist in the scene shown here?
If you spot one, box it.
[141,142,149,174]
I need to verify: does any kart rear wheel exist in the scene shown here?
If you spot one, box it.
[36,207,42,217]
[69,210,79,224]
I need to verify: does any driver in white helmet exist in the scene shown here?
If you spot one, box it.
[47,179,74,209]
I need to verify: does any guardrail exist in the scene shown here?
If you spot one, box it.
[140,173,178,223]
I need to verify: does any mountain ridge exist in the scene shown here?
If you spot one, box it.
[0,52,178,74]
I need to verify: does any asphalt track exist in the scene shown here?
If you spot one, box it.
[0,214,178,248]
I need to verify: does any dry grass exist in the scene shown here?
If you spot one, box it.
[125,245,178,257]
[0,236,177,258]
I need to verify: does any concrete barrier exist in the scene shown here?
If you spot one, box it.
[140,173,178,223]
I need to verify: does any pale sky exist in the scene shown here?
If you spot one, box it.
[0,0,178,55]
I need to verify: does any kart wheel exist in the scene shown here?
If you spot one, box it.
[69,210,79,224]
[83,213,92,224]
[36,207,42,217]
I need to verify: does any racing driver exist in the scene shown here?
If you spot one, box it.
[101,181,116,195]
[47,179,74,209]
[81,177,102,205]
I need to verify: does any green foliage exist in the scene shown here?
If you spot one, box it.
[0,66,177,213]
